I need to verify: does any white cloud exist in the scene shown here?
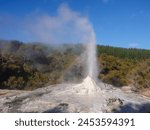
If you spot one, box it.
[25,3,96,44]
[128,43,138,48]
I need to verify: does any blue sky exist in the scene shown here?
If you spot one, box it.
[0,0,150,49]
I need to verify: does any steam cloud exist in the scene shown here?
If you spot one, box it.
[26,3,98,79]
[26,4,95,44]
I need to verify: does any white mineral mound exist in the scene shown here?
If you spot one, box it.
[72,76,101,95]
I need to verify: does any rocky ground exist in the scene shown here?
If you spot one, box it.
[0,76,150,113]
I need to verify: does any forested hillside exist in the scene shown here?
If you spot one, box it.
[0,40,150,94]
[0,40,82,90]
[97,45,150,60]
[97,45,150,93]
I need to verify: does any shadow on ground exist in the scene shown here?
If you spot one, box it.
[114,102,150,113]
[43,102,150,113]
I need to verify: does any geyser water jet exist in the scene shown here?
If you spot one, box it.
[85,28,98,81]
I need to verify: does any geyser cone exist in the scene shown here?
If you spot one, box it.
[82,76,97,93]
[73,76,100,95]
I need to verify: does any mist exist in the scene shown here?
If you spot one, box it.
[25,3,98,80]
[25,4,94,44]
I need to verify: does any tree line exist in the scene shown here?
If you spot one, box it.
[97,45,150,60]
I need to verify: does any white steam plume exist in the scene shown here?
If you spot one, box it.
[25,4,98,80]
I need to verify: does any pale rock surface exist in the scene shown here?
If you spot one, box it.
[0,76,150,113]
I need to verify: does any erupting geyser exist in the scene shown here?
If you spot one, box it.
[86,40,98,80]
[26,3,100,95]
[82,23,99,94]
[86,26,98,80]
[81,40,100,94]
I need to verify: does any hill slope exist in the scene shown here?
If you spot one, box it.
[0,40,150,95]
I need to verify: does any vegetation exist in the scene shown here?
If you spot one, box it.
[0,40,80,90]
[128,59,150,90]
[98,54,135,87]
[0,40,150,93]
[97,45,150,60]
[97,45,150,91]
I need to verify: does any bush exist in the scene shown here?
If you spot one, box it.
[128,59,150,91]
[99,54,135,87]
